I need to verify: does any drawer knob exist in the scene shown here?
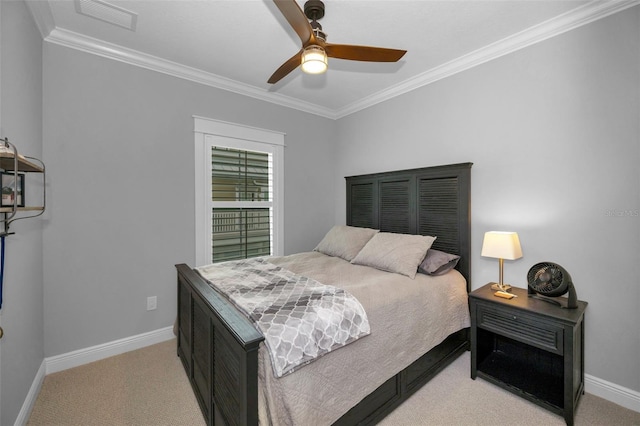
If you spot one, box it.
[512,316,517,320]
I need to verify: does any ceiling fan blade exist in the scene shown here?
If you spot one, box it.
[325,44,407,62]
[268,50,302,84]
[273,0,314,46]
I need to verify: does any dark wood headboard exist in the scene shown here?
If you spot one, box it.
[345,162,472,291]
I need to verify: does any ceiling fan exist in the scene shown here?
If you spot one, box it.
[268,0,407,84]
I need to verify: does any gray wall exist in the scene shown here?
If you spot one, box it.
[0,1,45,424]
[334,7,640,393]
[42,43,336,356]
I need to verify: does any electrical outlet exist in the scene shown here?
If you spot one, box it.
[147,296,157,311]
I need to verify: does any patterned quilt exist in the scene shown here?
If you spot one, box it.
[196,258,370,377]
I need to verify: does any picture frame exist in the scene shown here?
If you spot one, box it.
[1,172,25,208]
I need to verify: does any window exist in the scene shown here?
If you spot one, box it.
[194,117,284,266]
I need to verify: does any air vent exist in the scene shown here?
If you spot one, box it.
[74,0,138,31]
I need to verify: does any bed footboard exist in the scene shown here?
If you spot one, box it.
[176,263,264,426]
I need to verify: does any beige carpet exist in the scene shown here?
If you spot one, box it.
[28,339,640,425]
[28,340,206,426]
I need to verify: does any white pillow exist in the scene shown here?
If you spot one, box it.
[351,232,436,279]
[314,225,379,261]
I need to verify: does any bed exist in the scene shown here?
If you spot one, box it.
[176,162,473,425]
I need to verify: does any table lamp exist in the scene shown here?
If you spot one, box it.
[481,231,522,292]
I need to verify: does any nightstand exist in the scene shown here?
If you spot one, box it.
[470,283,587,426]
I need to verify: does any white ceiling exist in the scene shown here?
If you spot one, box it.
[26,0,636,118]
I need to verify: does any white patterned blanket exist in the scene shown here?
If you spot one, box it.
[196,258,370,377]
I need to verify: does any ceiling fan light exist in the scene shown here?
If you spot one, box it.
[301,45,328,74]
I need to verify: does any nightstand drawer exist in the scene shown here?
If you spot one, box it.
[476,303,563,355]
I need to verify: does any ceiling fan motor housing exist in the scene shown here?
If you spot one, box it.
[304,0,325,21]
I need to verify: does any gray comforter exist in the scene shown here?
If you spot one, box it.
[257,251,470,425]
[196,258,370,378]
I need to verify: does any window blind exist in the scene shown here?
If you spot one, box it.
[210,147,272,263]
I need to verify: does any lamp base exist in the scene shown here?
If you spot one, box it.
[489,282,512,292]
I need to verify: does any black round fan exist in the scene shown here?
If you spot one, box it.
[527,262,578,309]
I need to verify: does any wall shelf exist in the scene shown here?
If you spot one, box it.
[0,137,46,235]
[0,150,44,173]
[0,207,44,213]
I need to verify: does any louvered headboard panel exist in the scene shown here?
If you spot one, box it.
[348,182,375,228]
[346,163,472,291]
[380,179,413,234]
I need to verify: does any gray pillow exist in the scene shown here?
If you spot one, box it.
[350,232,436,279]
[314,225,379,261]
[418,249,461,276]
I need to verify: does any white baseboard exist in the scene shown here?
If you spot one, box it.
[45,325,175,374]
[14,359,46,426]
[585,374,640,413]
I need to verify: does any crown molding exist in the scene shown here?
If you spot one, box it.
[44,28,338,119]
[24,0,56,39]
[35,0,639,120]
[335,0,640,119]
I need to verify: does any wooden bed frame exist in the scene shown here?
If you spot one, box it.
[176,162,472,425]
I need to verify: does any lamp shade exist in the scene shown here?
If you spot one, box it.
[301,45,328,74]
[481,231,523,260]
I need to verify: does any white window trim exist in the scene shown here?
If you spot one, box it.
[194,116,285,266]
